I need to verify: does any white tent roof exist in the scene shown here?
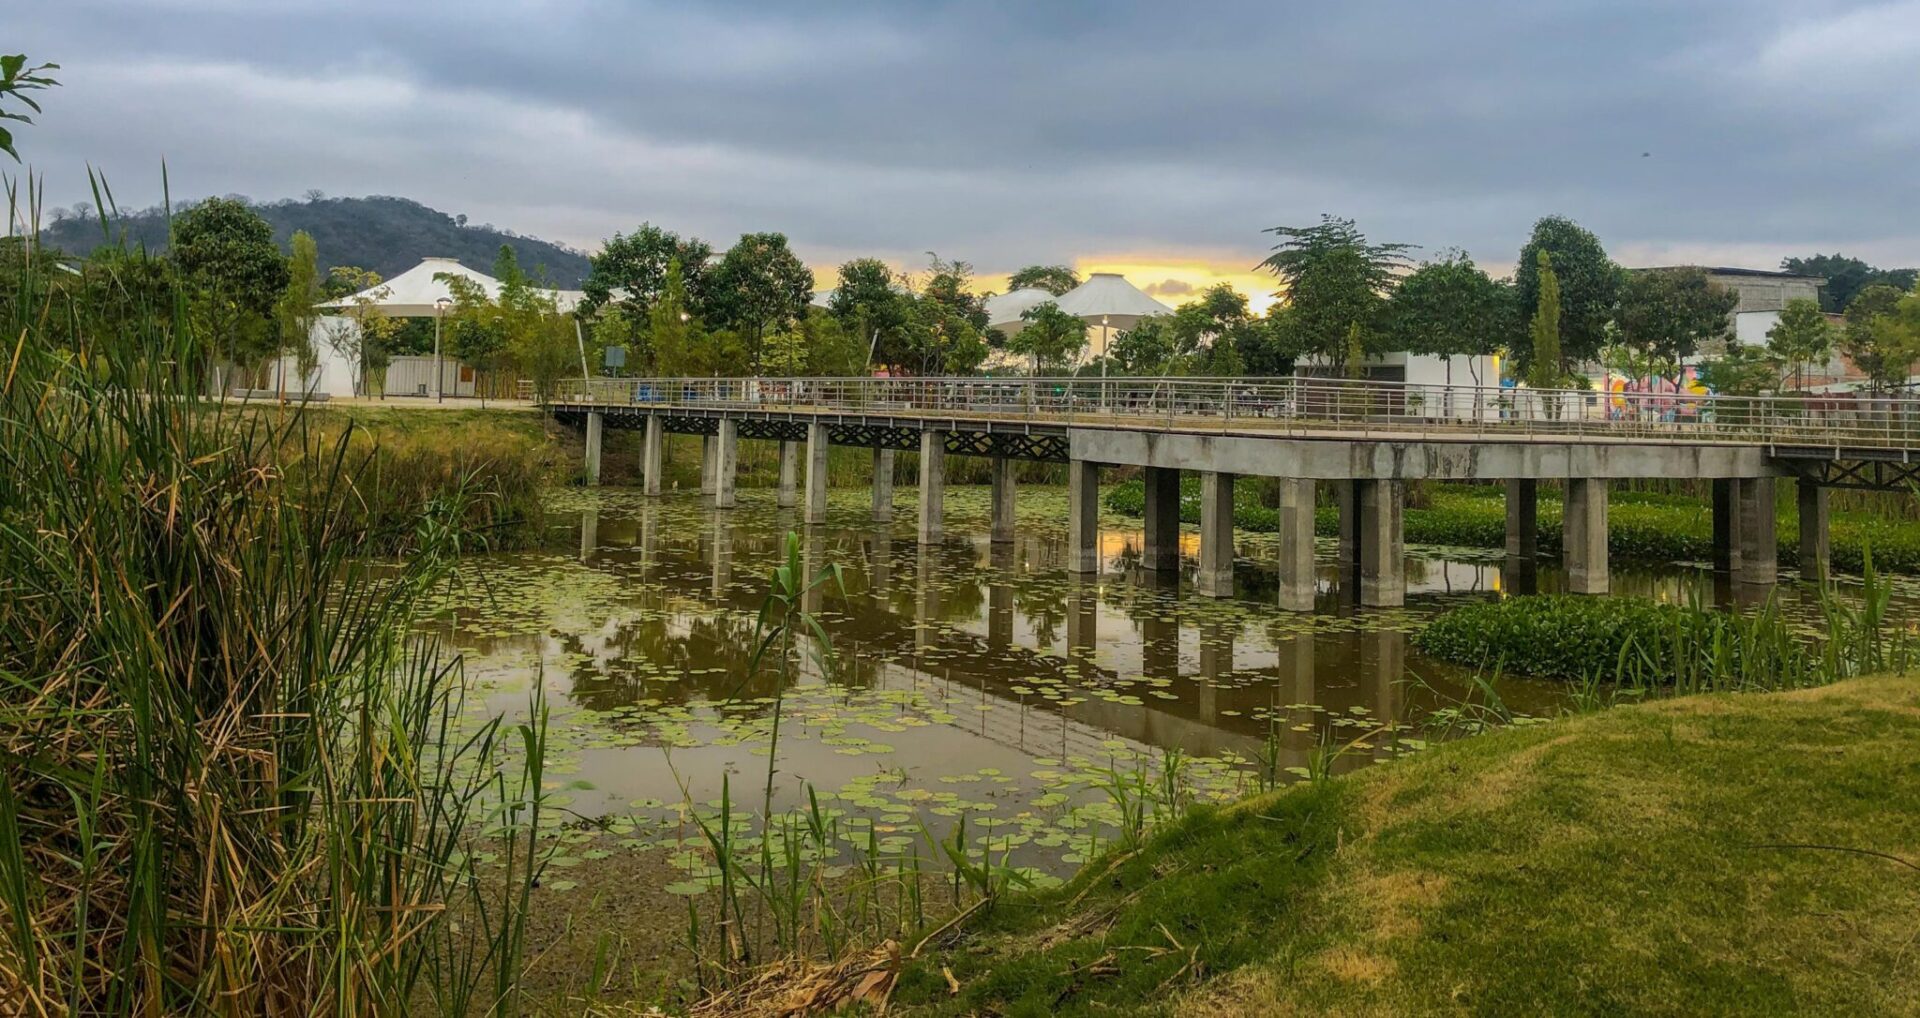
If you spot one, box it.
[1052,273,1174,326]
[321,256,589,316]
[984,287,1058,334]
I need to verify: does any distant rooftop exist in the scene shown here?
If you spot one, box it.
[1633,265,1826,283]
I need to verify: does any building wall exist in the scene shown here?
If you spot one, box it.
[1708,273,1821,314]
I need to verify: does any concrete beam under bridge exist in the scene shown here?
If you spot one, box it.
[1068,430,1781,481]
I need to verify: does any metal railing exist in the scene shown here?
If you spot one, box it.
[544,375,1920,452]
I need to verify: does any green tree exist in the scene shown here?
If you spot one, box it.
[0,54,58,161]
[1512,216,1620,376]
[1611,267,1737,387]
[706,232,813,370]
[581,223,714,318]
[827,258,912,371]
[1010,301,1087,374]
[274,230,324,397]
[1840,284,1920,391]
[1782,253,1919,313]
[1765,297,1834,391]
[1007,264,1080,296]
[1257,216,1413,371]
[764,308,866,377]
[440,274,510,405]
[1384,252,1515,385]
[1697,344,1777,396]
[647,259,699,377]
[1528,250,1562,390]
[172,197,291,384]
[921,253,989,330]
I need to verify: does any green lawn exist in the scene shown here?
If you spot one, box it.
[895,675,1920,1016]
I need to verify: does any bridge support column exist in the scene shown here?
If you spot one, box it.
[700,435,716,495]
[1564,478,1609,594]
[1277,478,1317,612]
[1737,477,1777,585]
[990,457,1016,543]
[1505,479,1537,558]
[1067,459,1100,574]
[872,447,896,522]
[1798,478,1829,581]
[641,414,663,496]
[1358,479,1405,607]
[1712,479,1743,575]
[917,430,945,542]
[584,411,604,486]
[803,422,829,525]
[776,441,798,508]
[1196,471,1235,598]
[713,418,738,508]
[1142,467,1181,572]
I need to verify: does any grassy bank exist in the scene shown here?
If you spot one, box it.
[893,675,1920,1015]
[1103,478,1920,574]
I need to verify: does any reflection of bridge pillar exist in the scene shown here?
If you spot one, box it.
[1736,477,1777,586]
[1505,479,1537,559]
[988,542,1014,649]
[1277,478,1317,611]
[1140,611,1178,684]
[918,430,946,542]
[1068,460,1101,574]
[710,508,732,598]
[776,440,799,508]
[872,447,896,522]
[1712,479,1742,575]
[990,457,1016,544]
[584,410,604,486]
[713,418,739,508]
[803,530,824,615]
[1281,630,1315,708]
[1067,583,1098,660]
[804,422,830,525]
[638,502,659,573]
[1197,619,1234,722]
[1797,478,1829,581]
[641,414,664,496]
[1142,466,1181,573]
[869,532,893,599]
[579,508,599,562]
[1361,628,1405,760]
[700,434,715,495]
[915,544,940,651]
[1564,478,1608,595]
[1197,471,1235,597]
[1357,479,1405,607]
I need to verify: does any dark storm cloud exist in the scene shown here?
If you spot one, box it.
[15,0,1920,274]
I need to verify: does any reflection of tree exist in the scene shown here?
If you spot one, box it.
[1012,577,1067,647]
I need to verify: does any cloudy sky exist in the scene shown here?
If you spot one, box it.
[14,0,1920,300]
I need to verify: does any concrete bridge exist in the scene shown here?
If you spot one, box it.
[547,375,1920,608]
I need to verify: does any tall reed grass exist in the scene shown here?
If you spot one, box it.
[0,177,542,1015]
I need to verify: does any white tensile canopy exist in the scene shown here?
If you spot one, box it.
[320,256,589,316]
[983,287,1058,336]
[1052,272,1175,334]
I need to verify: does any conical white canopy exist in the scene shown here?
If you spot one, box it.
[983,287,1058,335]
[1052,272,1174,333]
[321,256,589,316]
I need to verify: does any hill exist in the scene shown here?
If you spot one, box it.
[40,194,592,286]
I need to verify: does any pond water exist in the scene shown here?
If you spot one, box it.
[428,484,1914,890]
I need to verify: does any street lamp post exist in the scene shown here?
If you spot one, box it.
[433,296,452,403]
[1101,314,1110,411]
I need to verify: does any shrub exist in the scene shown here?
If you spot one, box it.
[1415,596,1692,679]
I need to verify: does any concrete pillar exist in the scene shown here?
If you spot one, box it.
[872,447,896,523]
[1737,476,1777,585]
[1277,478,1317,612]
[776,441,799,508]
[1196,471,1235,597]
[1797,478,1829,581]
[699,434,716,495]
[1141,466,1181,572]
[803,422,830,526]
[1564,478,1609,594]
[1504,479,1537,559]
[917,430,946,542]
[1067,460,1100,574]
[1357,479,1405,607]
[584,411,604,486]
[1712,478,1743,575]
[641,414,664,496]
[713,418,738,509]
[989,457,1016,543]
